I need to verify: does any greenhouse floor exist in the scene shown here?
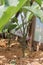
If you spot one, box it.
[0,45,43,65]
[0,39,43,65]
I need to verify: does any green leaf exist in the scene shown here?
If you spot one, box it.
[0,0,5,5]
[4,0,9,6]
[36,0,42,6]
[8,24,17,31]
[11,17,18,23]
[24,6,43,22]
[26,12,33,21]
[0,0,27,32]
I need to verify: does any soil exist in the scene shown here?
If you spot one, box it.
[0,39,43,65]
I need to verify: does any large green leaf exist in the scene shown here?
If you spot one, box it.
[0,0,5,5]
[36,0,42,6]
[0,0,27,32]
[24,5,43,22]
[7,24,17,31]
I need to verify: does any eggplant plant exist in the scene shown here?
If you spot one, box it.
[0,0,43,56]
[0,0,43,36]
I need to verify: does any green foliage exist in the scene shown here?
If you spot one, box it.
[0,0,5,5]
[7,24,17,31]
[0,0,27,32]
[36,0,42,6]
[24,2,43,22]
[4,0,9,6]
[0,0,43,33]
[0,0,43,56]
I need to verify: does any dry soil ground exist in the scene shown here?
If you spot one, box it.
[0,39,43,65]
